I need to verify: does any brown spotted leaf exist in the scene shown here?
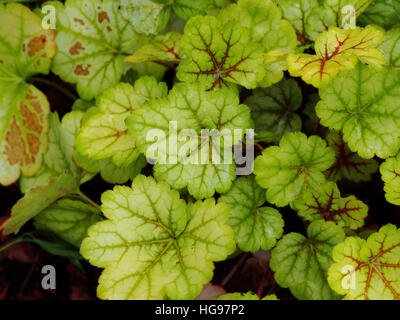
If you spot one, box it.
[51,0,140,100]
[0,3,56,185]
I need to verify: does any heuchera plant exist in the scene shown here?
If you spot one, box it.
[0,0,400,300]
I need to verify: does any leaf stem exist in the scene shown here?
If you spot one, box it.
[153,60,177,70]
[75,190,102,211]
[221,252,249,287]
[29,77,78,101]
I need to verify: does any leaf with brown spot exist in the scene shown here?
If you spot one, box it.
[0,3,56,186]
[19,111,95,194]
[51,0,140,100]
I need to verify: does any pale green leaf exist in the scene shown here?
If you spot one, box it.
[3,173,78,235]
[76,76,167,165]
[177,15,265,90]
[0,3,56,185]
[80,175,235,300]
[51,0,140,100]
[328,224,400,300]
[316,64,400,159]
[127,83,251,199]
[379,28,400,69]
[20,111,95,193]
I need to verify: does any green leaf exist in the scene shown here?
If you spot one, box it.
[3,173,79,235]
[245,78,302,143]
[359,0,400,29]
[287,26,385,88]
[218,292,278,300]
[302,93,321,135]
[51,0,140,100]
[127,83,251,199]
[118,0,170,34]
[206,0,234,15]
[306,0,373,41]
[80,175,235,299]
[325,131,379,182]
[254,132,335,207]
[219,176,284,252]
[275,0,320,46]
[34,198,102,247]
[379,28,400,69]
[328,224,400,300]
[72,99,94,112]
[293,181,368,230]
[172,0,211,20]
[316,64,400,159]
[74,150,147,184]
[20,111,94,193]
[76,76,168,165]
[380,153,400,205]
[125,31,182,64]
[219,0,297,87]
[270,220,345,300]
[177,15,266,90]
[0,3,56,185]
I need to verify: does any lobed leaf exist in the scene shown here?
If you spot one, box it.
[245,78,302,143]
[358,0,400,29]
[51,0,140,100]
[177,15,265,90]
[294,181,368,230]
[125,31,182,64]
[287,26,385,88]
[76,76,167,165]
[379,28,400,69]
[316,64,400,159]
[219,176,284,252]
[3,174,78,235]
[218,0,297,87]
[0,3,56,185]
[20,111,94,193]
[325,131,379,182]
[380,154,400,205]
[328,224,400,300]
[34,198,102,247]
[270,220,345,300]
[253,132,335,207]
[127,83,251,199]
[80,175,235,299]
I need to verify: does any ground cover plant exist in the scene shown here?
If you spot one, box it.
[0,0,399,300]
